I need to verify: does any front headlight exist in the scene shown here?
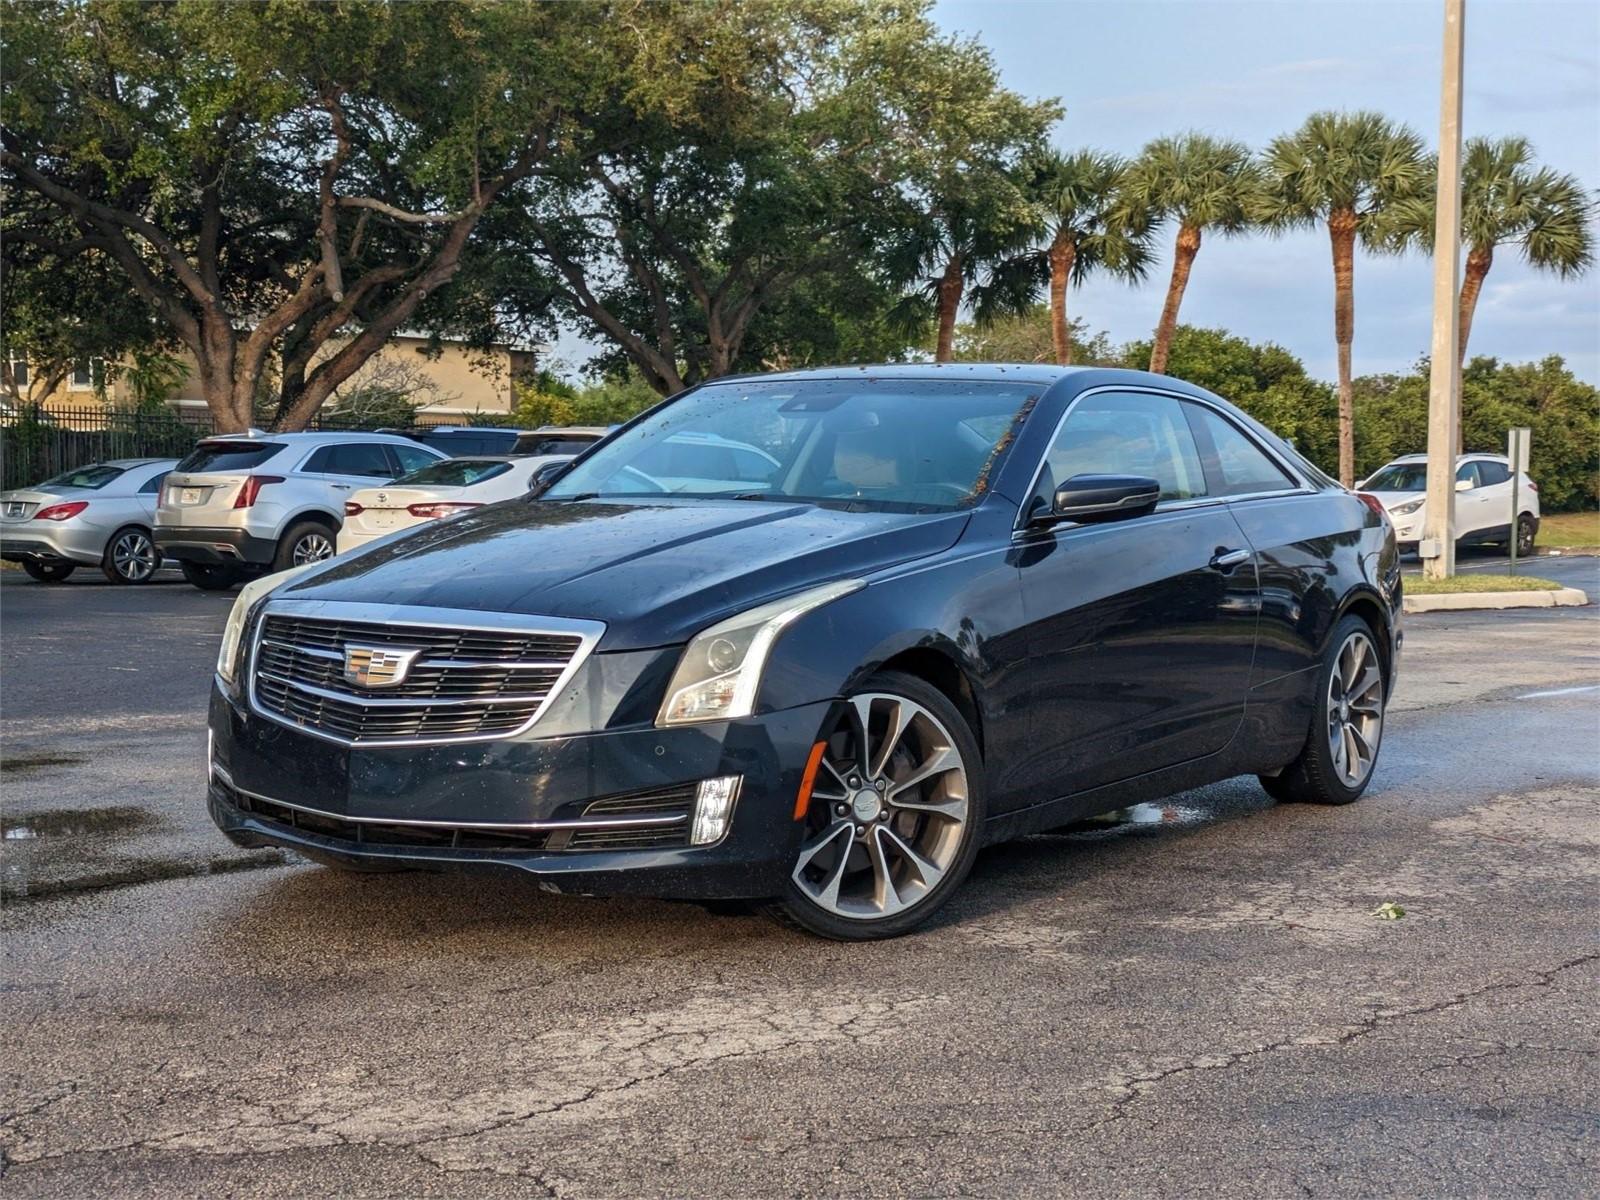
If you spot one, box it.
[216,564,317,687]
[1391,498,1425,516]
[657,579,865,727]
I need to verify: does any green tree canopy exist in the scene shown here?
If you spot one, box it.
[2,0,614,429]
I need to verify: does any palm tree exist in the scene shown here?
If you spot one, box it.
[1122,134,1263,375]
[980,150,1151,365]
[1457,138,1594,360]
[1260,111,1430,486]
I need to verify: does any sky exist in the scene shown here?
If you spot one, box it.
[548,0,1600,384]
[931,0,1600,382]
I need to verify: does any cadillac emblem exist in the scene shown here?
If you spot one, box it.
[342,644,422,688]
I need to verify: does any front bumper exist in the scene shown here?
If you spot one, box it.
[156,525,277,565]
[1,527,105,566]
[208,683,830,899]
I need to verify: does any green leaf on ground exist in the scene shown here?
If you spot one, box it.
[1372,901,1406,920]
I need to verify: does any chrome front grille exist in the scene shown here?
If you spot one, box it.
[247,602,604,746]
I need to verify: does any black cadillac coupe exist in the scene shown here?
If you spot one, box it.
[208,366,1401,939]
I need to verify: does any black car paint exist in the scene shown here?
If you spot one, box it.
[210,365,1400,897]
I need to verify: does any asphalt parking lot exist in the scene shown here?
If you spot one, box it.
[2,560,1597,1197]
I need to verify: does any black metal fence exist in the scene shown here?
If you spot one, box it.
[0,404,481,489]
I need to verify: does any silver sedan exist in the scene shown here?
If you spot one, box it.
[1,458,178,584]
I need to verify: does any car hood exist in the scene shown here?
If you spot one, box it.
[287,497,969,650]
[1364,489,1423,506]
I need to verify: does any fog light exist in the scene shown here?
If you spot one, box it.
[691,775,742,846]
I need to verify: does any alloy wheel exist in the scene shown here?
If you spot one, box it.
[1516,516,1535,557]
[292,531,335,565]
[112,531,158,582]
[1326,630,1383,788]
[791,692,970,922]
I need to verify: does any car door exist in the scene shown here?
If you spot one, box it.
[1465,459,1512,541]
[1453,460,1491,537]
[135,465,170,524]
[304,442,400,509]
[1005,389,1261,801]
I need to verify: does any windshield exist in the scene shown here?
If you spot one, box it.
[543,379,1036,512]
[393,460,512,488]
[1364,464,1428,492]
[37,464,125,490]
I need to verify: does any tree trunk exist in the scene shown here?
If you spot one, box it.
[1455,244,1493,455]
[1150,223,1201,375]
[1048,235,1076,365]
[1328,208,1358,487]
[934,254,963,363]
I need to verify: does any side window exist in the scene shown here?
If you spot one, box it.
[326,443,396,478]
[392,445,440,475]
[1455,461,1482,489]
[138,471,169,495]
[301,447,333,474]
[1182,404,1297,497]
[1475,460,1509,486]
[1035,391,1207,510]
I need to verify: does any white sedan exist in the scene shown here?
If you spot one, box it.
[337,456,569,555]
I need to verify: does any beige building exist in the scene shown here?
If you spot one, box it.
[6,332,539,419]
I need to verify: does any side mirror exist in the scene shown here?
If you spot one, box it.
[528,460,569,497]
[1037,474,1161,526]
[1455,477,1473,492]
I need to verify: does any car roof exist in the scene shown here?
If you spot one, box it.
[417,426,530,434]
[101,457,176,468]
[525,426,609,436]
[706,363,1085,386]
[195,430,423,446]
[418,455,518,465]
[1389,452,1510,463]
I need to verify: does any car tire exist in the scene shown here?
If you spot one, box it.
[21,560,75,583]
[769,670,986,940]
[101,525,161,584]
[1515,514,1536,557]
[180,561,245,591]
[273,520,337,571]
[1259,613,1387,806]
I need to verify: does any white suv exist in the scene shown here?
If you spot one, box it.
[1361,453,1541,556]
[155,431,446,589]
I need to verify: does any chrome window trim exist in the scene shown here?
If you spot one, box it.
[213,763,682,832]
[1012,383,1312,535]
[246,598,605,748]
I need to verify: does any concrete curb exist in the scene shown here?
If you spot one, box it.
[1404,587,1589,613]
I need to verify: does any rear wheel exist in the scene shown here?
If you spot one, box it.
[1514,514,1536,557]
[771,671,985,940]
[1260,614,1386,805]
[180,560,244,591]
[21,560,75,583]
[101,526,160,584]
[274,520,336,571]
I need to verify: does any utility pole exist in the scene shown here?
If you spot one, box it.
[1421,0,1465,580]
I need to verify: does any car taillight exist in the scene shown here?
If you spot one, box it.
[1356,492,1390,523]
[344,501,364,516]
[407,502,481,519]
[33,501,89,522]
[233,475,285,508]
[1526,481,1538,492]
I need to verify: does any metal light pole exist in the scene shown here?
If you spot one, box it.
[1421,0,1465,580]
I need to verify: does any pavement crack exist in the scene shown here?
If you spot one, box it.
[1100,952,1600,1122]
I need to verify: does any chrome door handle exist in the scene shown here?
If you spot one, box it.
[1210,548,1250,570]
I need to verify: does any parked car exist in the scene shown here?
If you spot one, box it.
[511,426,612,457]
[1360,453,1539,556]
[392,426,529,458]
[336,455,572,554]
[207,366,1400,940]
[1,458,177,583]
[155,432,446,590]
